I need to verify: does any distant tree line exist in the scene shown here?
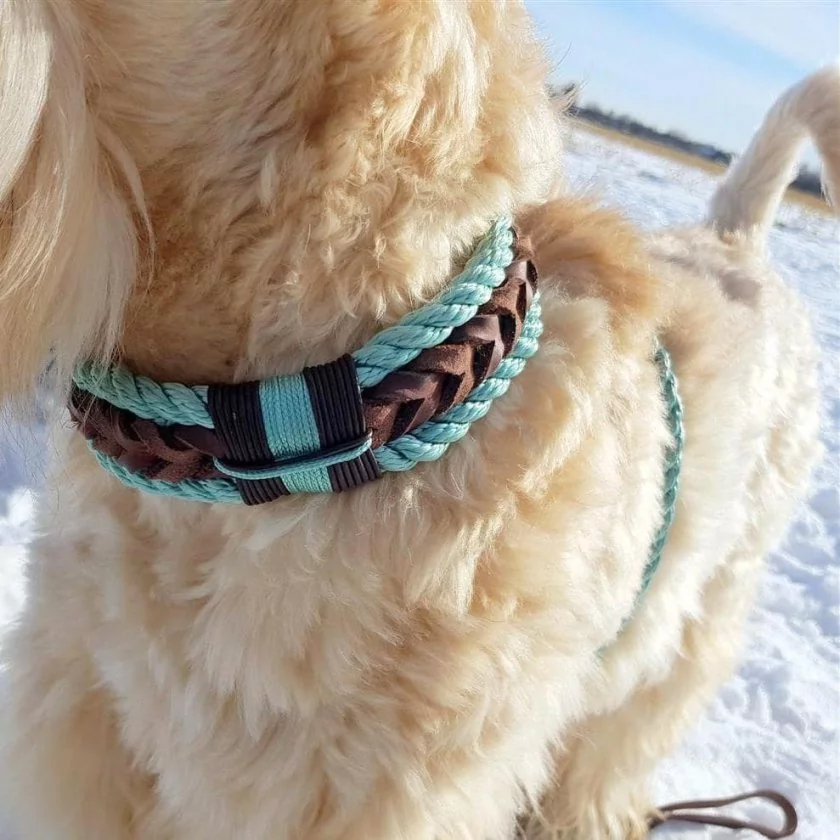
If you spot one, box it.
[552,84,823,199]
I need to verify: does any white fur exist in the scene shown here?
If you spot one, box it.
[709,62,840,241]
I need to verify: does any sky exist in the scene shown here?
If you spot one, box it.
[525,0,839,168]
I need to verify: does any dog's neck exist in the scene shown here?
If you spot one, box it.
[56,0,562,389]
[117,191,493,386]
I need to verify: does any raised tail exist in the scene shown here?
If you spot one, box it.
[708,63,840,243]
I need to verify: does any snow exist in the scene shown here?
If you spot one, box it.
[0,126,837,838]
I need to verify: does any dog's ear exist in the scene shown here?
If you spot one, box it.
[0,0,142,405]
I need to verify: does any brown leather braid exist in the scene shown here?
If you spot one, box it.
[365,251,535,447]
[70,236,537,483]
[69,392,227,482]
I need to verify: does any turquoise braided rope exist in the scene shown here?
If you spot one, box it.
[375,296,543,471]
[639,343,685,596]
[89,450,241,503]
[352,219,515,387]
[74,362,212,428]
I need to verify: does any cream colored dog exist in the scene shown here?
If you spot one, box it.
[0,2,835,838]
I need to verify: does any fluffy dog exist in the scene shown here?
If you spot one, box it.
[0,1,834,838]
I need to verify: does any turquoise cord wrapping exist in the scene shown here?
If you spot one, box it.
[252,373,334,494]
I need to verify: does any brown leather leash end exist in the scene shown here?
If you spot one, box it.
[650,789,798,838]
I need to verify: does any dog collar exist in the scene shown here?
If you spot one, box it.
[70,220,542,505]
[69,217,684,629]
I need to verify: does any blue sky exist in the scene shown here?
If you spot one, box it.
[525,0,839,167]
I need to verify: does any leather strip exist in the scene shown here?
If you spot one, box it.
[70,235,537,490]
[649,790,799,838]
[365,255,536,447]
[69,389,225,482]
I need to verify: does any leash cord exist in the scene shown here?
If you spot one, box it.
[640,344,685,594]
[650,789,799,838]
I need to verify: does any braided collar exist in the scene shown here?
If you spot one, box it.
[71,220,542,505]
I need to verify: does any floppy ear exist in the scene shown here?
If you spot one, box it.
[0,0,142,404]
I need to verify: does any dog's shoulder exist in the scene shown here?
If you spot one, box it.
[520,198,673,355]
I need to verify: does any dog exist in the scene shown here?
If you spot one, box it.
[0,2,835,838]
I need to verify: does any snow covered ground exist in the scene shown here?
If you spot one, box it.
[0,127,837,838]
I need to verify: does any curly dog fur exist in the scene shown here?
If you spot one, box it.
[0,2,833,838]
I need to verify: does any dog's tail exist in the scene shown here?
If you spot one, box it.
[707,63,840,243]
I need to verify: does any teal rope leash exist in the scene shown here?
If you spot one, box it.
[592,342,683,652]
[640,344,684,597]
[601,343,684,651]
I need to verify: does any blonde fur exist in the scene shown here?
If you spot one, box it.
[0,2,825,839]
[0,0,144,401]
